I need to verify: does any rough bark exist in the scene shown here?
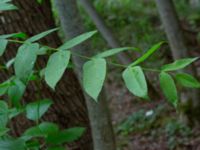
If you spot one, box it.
[55,0,116,150]
[155,0,188,59]
[155,0,200,124]
[0,0,93,149]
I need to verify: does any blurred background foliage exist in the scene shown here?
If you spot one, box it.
[78,1,200,149]
[78,0,200,69]
[80,0,200,48]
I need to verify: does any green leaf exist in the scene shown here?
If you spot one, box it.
[39,68,45,78]
[6,58,15,69]
[175,73,200,88]
[131,42,165,66]
[46,127,85,145]
[23,122,59,140]
[26,28,59,43]
[8,108,23,119]
[45,50,70,89]
[37,0,43,4]
[0,33,27,39]
[159,72,178,107]
[23,127,43,140]
[47,146,65,150]
[27,74,39,81]
[12,32,27,39]
[83,58,106,101]
[58,31,97,50]
[38,122,59,135]
[26,99,53,121]
[0,127,9,137]
[14,43,38,81]
[8,78,25,107]
[0,1,17,11]
[0,81,12,96]
[0,0,12,2]
[0,39,8,56]
[161,57,198,72]
[0,101,9,128]
[94,47,140,58]
[36,46,48,55]
[0,138,25,150]
[25,140,40,150]
[122,66,148,99]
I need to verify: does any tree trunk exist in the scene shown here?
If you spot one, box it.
[190,0,200,9]
[155,0,200,125]
[79,0,131,65]
[0,0,93,149]
[55,0,116,150]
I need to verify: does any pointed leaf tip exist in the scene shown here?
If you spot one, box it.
[83,58,106,101]
[45,50,71,89]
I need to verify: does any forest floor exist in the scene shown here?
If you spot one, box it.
[107,68,200,150]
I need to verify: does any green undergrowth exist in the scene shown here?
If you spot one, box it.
[116,104,193,150]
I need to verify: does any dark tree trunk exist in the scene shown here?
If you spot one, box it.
[0,0,92,149]
[55,0,116,150]
[155,0,200,125]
